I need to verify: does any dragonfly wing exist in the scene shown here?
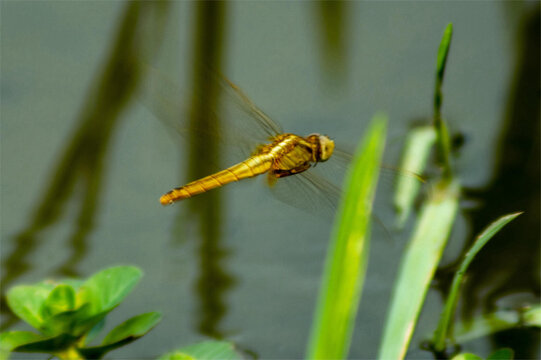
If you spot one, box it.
[139,64,283,163]
[219,75,284,138]
[267,169,343,220]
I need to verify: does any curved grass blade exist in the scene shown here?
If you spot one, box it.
[379,178,460,360]
[306,114,387,359]
[432,212,522,351]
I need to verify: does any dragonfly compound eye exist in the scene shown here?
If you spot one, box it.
[319,135,335,162]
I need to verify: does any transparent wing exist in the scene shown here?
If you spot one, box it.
[267,146,425,220]
[267,169,343,220]
[139,64,283,162]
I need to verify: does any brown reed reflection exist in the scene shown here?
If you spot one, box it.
[183,1,236,339]
[314,1,349,85]
[0,1,168,330]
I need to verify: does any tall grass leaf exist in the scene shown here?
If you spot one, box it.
[433,23,453,177]
[379,179,460,360]
[432,212,522,351]
[306,114,387,359]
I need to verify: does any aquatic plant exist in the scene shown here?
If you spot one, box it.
[0,266,160,360]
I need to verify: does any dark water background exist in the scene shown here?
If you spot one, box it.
[1,1,539,359]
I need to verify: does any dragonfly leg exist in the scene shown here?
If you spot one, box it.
[272,162,311,178]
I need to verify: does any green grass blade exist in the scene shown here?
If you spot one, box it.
[433,23,453,178]
[432,212,522,351]
[306,114,387,360]
[379,179,460,360]
[435,23,453,96]
[394,126,436,228]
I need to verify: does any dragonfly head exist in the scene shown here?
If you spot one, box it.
[308,134,335,162]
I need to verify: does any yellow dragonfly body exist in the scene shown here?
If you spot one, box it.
[160,132,335,205]
[142,68,341,212]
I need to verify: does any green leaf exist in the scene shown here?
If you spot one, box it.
[42,284,76,319]
[102,311,162,345]
[306,114,386,359]
[454,310,519,343]
[78,312,161,359]
[433,23,454,178]
[158,341,242,360]
[68,308,110,338]
[522,304,541,327]
[0,331,44,360]
[432,212,522,351]
[6,282,55,330]
[394,126,436,228]
[379,178,460,360]
[487,348,514,360]
[436,23,453,84]
[39,303,93,337]
[12,333,79,353]
[451,354,482,360]
[77,266,142,315]
[84,318,106,345]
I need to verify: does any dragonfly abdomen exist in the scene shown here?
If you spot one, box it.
[160,154,273,205]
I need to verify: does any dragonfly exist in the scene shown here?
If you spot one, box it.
[142,67,353,216]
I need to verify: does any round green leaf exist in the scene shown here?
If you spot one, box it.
[102,312,162,345]
[76,266,142,314]
[0,331,44,355]
[159,341,242,360]
[78,312,161,359]
[11,333,79,353]
[42,285,76,319]
[6,283,55,330]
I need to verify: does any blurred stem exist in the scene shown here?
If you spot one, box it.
[56,347,83,360]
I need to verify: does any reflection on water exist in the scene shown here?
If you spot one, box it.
[437,5,540,358]
[0,1,169,329]
[315,1,349,85]
[184,1,235,339]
